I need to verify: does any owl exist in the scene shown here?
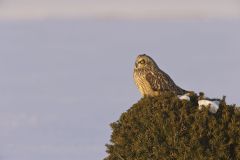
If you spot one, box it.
[133,54,187,97]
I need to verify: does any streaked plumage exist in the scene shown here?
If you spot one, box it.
[133,54,187,97]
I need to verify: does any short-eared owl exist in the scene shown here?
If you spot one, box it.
[133,54,187,97]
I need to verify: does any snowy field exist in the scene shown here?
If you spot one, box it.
[0,19,240,160]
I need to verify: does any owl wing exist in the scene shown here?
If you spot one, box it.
[146,70,176,92]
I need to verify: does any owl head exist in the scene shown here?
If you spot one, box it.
[135,54,158,69]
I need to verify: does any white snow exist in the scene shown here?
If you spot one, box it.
[178,94,190,101]
[178,93,221,113]
[0,20,239,160]
[198,100,220,113]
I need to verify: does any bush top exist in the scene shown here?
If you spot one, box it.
[105,92,240,160]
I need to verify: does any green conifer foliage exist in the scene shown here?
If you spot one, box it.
[105,92,240,160]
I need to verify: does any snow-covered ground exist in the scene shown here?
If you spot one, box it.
[0,20,240,160]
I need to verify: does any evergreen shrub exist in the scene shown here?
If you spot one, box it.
[105,92,240,160]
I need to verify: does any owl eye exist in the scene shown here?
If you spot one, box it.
[139,59,145,64]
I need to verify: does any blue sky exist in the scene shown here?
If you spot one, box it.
[0,0,240,20]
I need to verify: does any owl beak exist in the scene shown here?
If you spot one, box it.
[135,62,138,68]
